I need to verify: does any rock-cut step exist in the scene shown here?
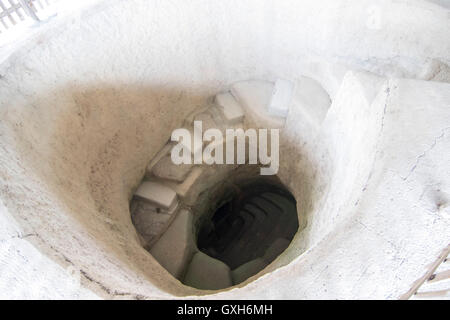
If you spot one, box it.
[231,258,267,285]
[146,140,203,204]
[230,238,291,285]
[131,181,179,245]
[150,209,196,279]
[231,79,291,129]
[183,251,233,290]
[152,154,194,183]
[134,181,178,212]
[263,238,291,263]
[215,92,245,125]
[162,166,204,205]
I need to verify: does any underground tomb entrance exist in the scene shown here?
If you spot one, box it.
[128,82,302,291]
[130,166,299,291]
[196,177,299,284]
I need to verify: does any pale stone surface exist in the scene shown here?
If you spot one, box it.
[290,76,331,130]
[163,167,204,200]
[184,252,233,290]
[0,200,100,299]
[178,128,204,158]
[214,76,450,299]
[134,181,178,210]
[193,112,218,132]
[231,80,286,129]
[231,258,268,285]
[268,79,294,117]
[0,0,449,300]
[202,134,237,165]
[152,155,193,183]
[215,92,245,124]
[131,199,176,245]
[146,143,174,176]
[150,210,196,279]
[263,238,291,263]
[300,61,349,100]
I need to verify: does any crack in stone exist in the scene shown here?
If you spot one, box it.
[78,269,145,299]
[400,126,450,181]
[357,220,400,251]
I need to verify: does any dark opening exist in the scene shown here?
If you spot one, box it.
[197,178,299,280]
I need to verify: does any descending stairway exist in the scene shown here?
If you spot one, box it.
[129,78,313,289]
[197,185,298,271]
[130,89,246,244]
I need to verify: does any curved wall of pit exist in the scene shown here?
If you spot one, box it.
[0,0,448,298]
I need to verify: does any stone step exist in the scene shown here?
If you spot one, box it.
[134,181,178,211]
[152,154,194,183]
[215,92,245,125]
[260,193,297,216]
[193,109,244,161]
[303,61,348,100]
[231,80,285,129]
[214,216,245,254]
[268,79,294,118]
[349,71,386,107]
[242,195,297,257]
[247,196,283,217]
[165,166,204,198]
[231,258,267,285]
[259,193,298,239]
[229,210,255,243]
[183,104,212,127]
[149,209,196,279]
[263,238,291,263]
[208,105,245,132]
[202,133,237,165]
[290,76,331,130]
[130,199,178,245]
[193,110,218,132]
[243,200,281,243]
[183,252,233,290]
[243,203,268,218]
[145,142,174,176]
[217,196,291,269]
[223,211,266,267]
[208,105,227,130]
[178,127,204,158]
[242,204,272,240]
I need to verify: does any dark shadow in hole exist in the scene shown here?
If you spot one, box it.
[197,177,298,271]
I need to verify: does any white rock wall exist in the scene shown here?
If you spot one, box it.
[0,0,449,299]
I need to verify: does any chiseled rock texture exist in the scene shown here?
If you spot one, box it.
[0,0,449,299]
[184,252,233,290]
[150,210,196,280]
